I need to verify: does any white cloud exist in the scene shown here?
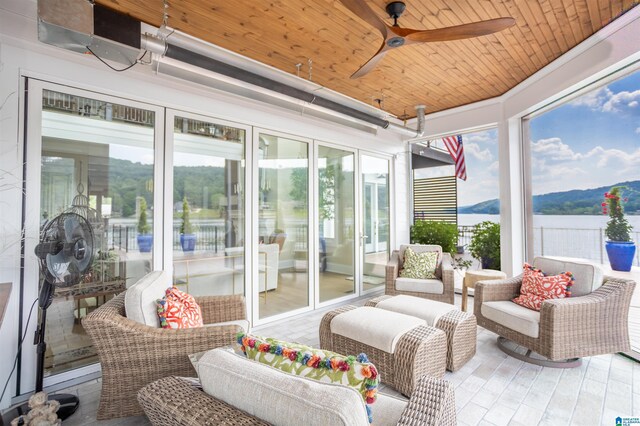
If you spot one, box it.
[602,89,640,113]
[636,127,640,134]
[530,137,584,161]
[463,131,496,145]
[570,87,612,109]
[488,161,499,173]
[464,142,493,162]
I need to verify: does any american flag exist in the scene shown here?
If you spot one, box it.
[442,134,467,181]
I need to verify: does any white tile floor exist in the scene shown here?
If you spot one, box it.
[17,292,640,425]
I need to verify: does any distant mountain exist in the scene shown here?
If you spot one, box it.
[459,180,640,215]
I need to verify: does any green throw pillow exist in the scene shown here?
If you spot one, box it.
[236,333,379,424]
[400,247,438,279]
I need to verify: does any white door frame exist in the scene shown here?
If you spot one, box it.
[251,128,314,326]
[21,78,165,392]
[314,140,361,309]
[358,150,394,296]
[164,109,253,318]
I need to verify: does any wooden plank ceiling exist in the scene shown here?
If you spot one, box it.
[96,0,638,118]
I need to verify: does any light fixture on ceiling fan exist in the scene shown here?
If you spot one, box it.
[341,0,516,78]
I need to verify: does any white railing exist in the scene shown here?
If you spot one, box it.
[456,225,640,266]
[533,227,640,266]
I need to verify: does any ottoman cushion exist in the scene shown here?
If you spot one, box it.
[331,307,426,353]
[375,295,455,326]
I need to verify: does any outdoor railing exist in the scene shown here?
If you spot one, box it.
[456,225,640,267]
[533,227,640,267]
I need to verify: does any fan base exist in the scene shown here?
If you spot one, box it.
[386,2,406,19]
[1,394,79,425]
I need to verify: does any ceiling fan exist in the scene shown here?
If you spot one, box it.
[341,0,516,78]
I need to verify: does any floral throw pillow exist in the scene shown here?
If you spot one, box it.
[400,247,438,279]
[237,333,379,424]
[157,286,203,329]
[512,263,574,311]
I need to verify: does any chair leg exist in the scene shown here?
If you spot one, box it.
[496,337,582,369]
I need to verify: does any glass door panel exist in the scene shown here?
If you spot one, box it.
[257,133,309,319]
[318,146,355,303]
[361,154,390,292]
[171,115,246,297]
[39,88,156,377]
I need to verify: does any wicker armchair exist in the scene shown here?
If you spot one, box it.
[138,375,457,426]
[386,245,455,304]
[475,256,635,366]
[82,291,246,420]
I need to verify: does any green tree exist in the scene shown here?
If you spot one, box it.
[410,220,458,254]
[604,186,633,241]
[468,221,501,270]
[180,196,193,234]
[137,197,150,234]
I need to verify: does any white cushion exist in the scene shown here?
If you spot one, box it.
[395,277,444,294]
[481,301,540,338]
[124,271,171,327]
[376,295,457,326]
[533,256,603,297]
[331,307,426,353]
[204,319,250,333]
[374,394,408,426]
[198,348,369,426]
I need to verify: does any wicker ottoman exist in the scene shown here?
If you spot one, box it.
[366,295,477,371]
[320,305,447,397]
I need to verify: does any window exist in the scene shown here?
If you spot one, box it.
[525,69,640,265]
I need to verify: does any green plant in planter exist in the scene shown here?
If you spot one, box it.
[603,186,633,242]
[410,220,458,254]
[137,197,150,235]
[180,196,193,235]
[468,221,500,270]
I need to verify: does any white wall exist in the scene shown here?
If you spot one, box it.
[0,0,409,407]
[418,7,640,276]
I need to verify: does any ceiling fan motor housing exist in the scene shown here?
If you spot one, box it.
[386,1,406,21]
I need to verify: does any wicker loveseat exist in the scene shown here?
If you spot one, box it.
[138,355,456,426]
[82,271,247,419]
[475,257,636,366]
[386,244,455,304]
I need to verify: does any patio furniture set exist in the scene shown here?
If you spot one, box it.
[81,244,636,425]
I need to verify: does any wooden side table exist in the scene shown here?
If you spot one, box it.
[462,269,507,312]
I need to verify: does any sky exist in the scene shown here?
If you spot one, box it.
[415,129,500,207]
[529,69,640,196]
[416,68,640,206]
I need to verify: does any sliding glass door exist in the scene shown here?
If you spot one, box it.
[168,111,249,298]
[24,80,163,390]
[255,131,311,320]
[360,154,391,293]
[317,145,356,304]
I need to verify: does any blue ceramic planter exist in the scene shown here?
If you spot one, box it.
[605,241,636,272]
[137,234,153,253]
[180,234,197,252]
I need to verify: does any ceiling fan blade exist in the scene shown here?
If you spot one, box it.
[404,17,515,43]
[350,43,389,79]
[338,0,389,37]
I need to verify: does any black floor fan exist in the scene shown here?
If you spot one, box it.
[6,212,94,424]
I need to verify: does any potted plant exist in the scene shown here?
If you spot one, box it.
[137,197,153,253]
[180,196,197,252]
[468,221,500,270]
[603,186,635,271]
[410,220,458,254]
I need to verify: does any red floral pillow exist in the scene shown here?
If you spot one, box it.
[157,286,203,329]
[512,263,574,311]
